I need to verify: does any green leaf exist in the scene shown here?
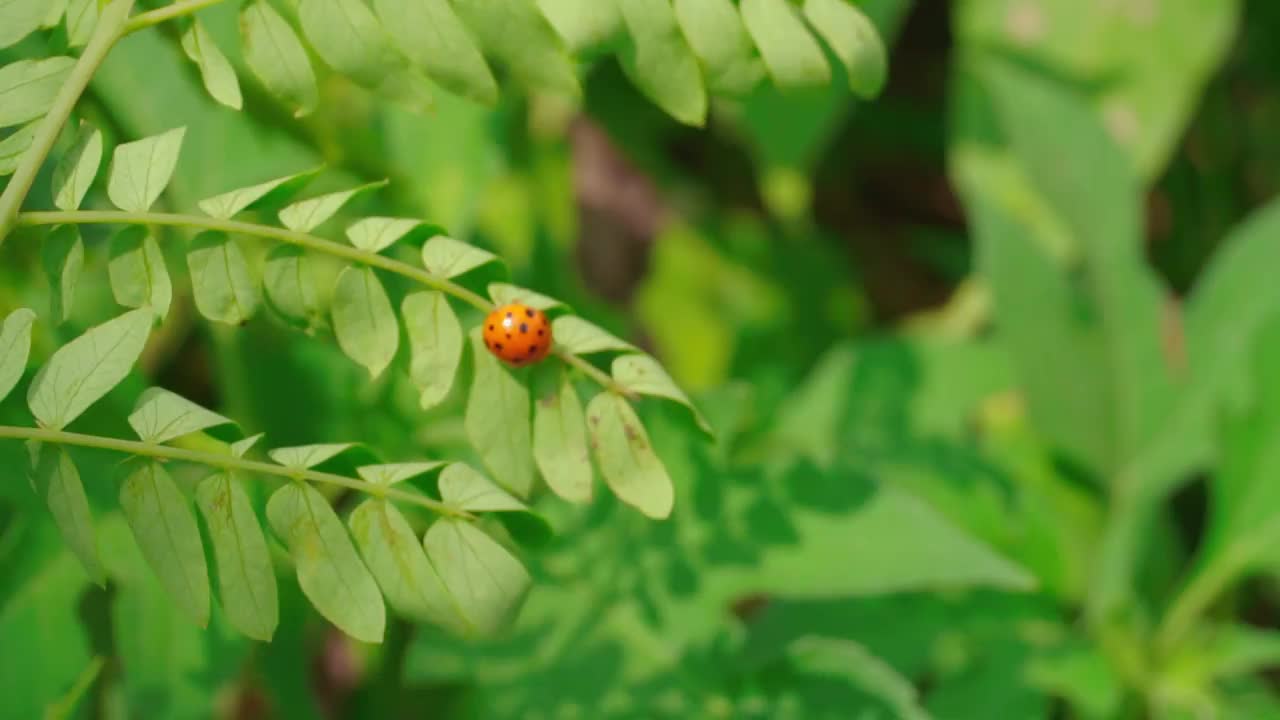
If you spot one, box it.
[403,291,463,410]
[108,226,172,318]
[346,217,423,253]
[803,0,886,97]
[119,461,211,627]
[0,0,47,49]
[230,433,263,458]
[195,472,278,641]
[356,462,445,486]
[41,0,68,29]
[538,0,621,52]
[0,121,36,175]
[422,519,530,635]
[27,308,152,430]
[451,0,580,97]
[332,266,400,378]
[487,283,565,310]
[267,482,385,643]
[612,353,712,435]
[187,232,260,325]
[269,443,354,469]
[299,0,427,103]
[42,225,83,325]
[0,57,74,128]
[465,330,534,497]
[787,636,933,720]
[0,307,35,403]
[31,447,104,585]
[181,19,242,110]
[198,167,319,219]
[240,0,319,117]
[438,462,526,512]
[740,0,830,89]
[51,120,103,210]
[262,246,323,325]
[128,387,233,444]
[552,315,635,355]
[586,391,673,519]
[278,181,386,233]
[349,499,466,632]
[533,367,592,503]
[106,126,185,213]
[673,0,764,95]
[615,0,707,126]
[64,0,97,47]
[372,0,498,104]
[420,235,499,278]
[1205,624,1280,679]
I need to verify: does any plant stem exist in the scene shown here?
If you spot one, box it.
[0,0,136,245]
[0,425,470,519]
[1156,551,1248,654]
[123,0,231,35]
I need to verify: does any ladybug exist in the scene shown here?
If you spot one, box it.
[483,303,552,366]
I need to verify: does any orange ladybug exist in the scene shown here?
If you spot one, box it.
[483,303,552,366]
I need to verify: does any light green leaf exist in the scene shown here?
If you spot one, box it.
[230,433,263,458]
[51,120,103,210]
[0,57,74,128]
[787,636,932,720]
[403,291,463,409]
[332,266,400,378]
[0,121,36,175]
[278,181,386,233]
[612,353,712,435]
[740,0,830,88]
[552,315,635,355]
[41,0,68,29]
[349,499,466,632]
[31,447,104,585]
[372,0,498,104]
[187,232,259,325]
[465,330,534,497]
[299,0,427,104]
[587,392,672,518]
[1205,624,1280,679]
[119,461,211,627]
[616,0,707,126]
[487,283,564,311]
[0,307,35,403]
[181,19,242,110]
[198,167,319,219]
[268,482,385,643]
[128,387,233,444]
[534,368,592,503]
[538,0,621,52]
[64,0,97,47]
[106,127,185,213]
[673,0,763,95]
[803,0,886,97]
[27,308,152,430]
[357,462,445,486]
[42,225,83,325]
[438,463,526,512]
[421,235,499,278]
[451,0,580,97]
[195,473,278,641]
[240,0,319,117]
[423,519,530,635]
[262,246,323,325]
[346,217,423,253]
[0,0,47,49]
[269,443,354,469]
[108,226,172,318]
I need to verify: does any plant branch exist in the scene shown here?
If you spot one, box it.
[0,0,136,245]
[0,425,471,520]
[123,0,230,35]
[1156,550,1249,654]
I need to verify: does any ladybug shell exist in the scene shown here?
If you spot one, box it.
[483,303,552,366]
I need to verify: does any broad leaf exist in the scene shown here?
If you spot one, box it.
[421,235,499,278]
[465,331,534,497]
[240,0,319,117]
[27,308,152,429]
[346,217,423,253]
[0,121,36,175]
[268,482,385,643]
[438,463,526,512]
[0,57,74,128]
[187,232,259,325]
[533,367,592,503]
[269,443,354,469]
[108,226,172,319]
[403,291,463,409]
[372,0,498,104]
[332,266,400,378]
[552,315,635,355]
[128,387,233,444]
[673,0,764,95]
[586,391,673,519]
[612,353,712,435]
[803,0,886,97]
[181,19,242,110]
[451,0,580,97]
[198,167,319,219]
[51,120,102,210]
[423,519,530,635]
[195,473,278,641]
[299,0,428,106]
[262,246,323,325]
[616,0,707,126]
[278,181,386,233]
[538,0,621,52]
[64,0,96,47]
[106,126,185,212]
[787,636,932,720]
[740,0,830,88]
[42,225,83,324]
[0,307,35,403]
[488,283,564,310]
[31,447,103,585]
[0,0,47,49]
[356,462,444,486]
[120,461,211,627]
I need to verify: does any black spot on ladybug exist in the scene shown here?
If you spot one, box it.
[537,329,544,336]
[488,324,494,331]
[526,308,536,318]
[506,333,512,339]
[519,323,528,333]
[505,311,513,318]
[495,343,504,351]
[528,345,538,355]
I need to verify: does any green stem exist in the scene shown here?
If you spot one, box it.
[0,0,136,245]
[1156,551,1248,654]
[123,0,231,35]
[0,425,470,519]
